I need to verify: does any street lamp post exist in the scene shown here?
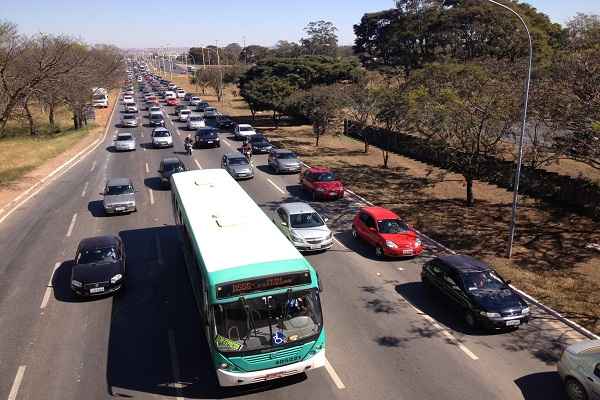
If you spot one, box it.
[439,0,533,259]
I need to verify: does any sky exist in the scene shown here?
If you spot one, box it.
[3,0,600,49]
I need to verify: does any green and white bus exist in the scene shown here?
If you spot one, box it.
[170,169,326,386]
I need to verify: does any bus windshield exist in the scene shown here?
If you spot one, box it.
[213,288,322,353]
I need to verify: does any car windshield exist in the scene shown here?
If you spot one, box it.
[315,172,336,182]
[377,219,410,234]
[290,212,324,228]
[77,247,118,264]
[199,130,216,137]
[250,136,266,143]
[92,95,106,100]
[150,108,160,112]
[190,116,202,121]
[213,288,323,353]
[463,271,506,291]
[180,110,191,114]
[277,152,297,159]
[239,126,253,131]
[105,184,134,195]
[153,130,169,137]
[228,157,248,166]
[191,97,200,101]
[150,114,162,120]
[116,135,133,141]
[123,115,135,120]
[163,162,184,172]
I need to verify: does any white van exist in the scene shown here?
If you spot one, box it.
[164,91,177,100]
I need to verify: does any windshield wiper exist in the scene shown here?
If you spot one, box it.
[239,296,257,349]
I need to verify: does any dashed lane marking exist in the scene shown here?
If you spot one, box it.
[90,160,97,172]
[40,262,60,309]
[81,182,89,198]
[324,358,346,390]
[66,213,77,237]
[145,162,149,174]
[194,159,202,169]
[266,178,285,194]
[148,189,154,205]
[8,365,26,400]
[223,139,232,147]
[168,330,185,400]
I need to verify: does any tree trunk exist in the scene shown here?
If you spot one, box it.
[382,149,389,168]
[465,176,475,207]
[364,136,369,153]
[273,111,279,128]
[48,102,56,132]
[250,108,256,122]
[315,130,320,147]
[23,98,37,136]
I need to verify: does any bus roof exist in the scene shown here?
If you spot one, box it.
[171,169,311,286]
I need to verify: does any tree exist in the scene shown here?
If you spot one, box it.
[223,43,242,64]
[374,86,409,168]
[272,40,302,58]
[407,63,520,206]
[238,45,271,64]
[566,13,600,50]
[344,82,379,153]
[300,21,338,57]
[287,85,347,147]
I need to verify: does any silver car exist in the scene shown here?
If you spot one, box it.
[120,114,138,127]
[272,202,333,251]
[221,153,253,180]
[189,96,202,106]
[178,109,192,122]
[268,149,302,174]
[113,132,136,151]
[151,127,173,148]
[187,115,205,130]
[124,103,138,113]
[558,340,600,400]
[102,178,136,214]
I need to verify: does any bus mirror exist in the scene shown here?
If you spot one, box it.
[281,221,287,226]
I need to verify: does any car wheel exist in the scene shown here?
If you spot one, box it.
[375,246,385,259]
[275,165,280,174]
[565,378,588,400]
[351,226,359,240]
[465,311,478,331]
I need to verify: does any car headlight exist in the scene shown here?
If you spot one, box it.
[316,188,326,192]
[480,311,501,318]
[110,274,123,284]
[385,240,398,248]
[415,238,422,247]
[72,280,83,288]
[521,307,530,315]
[327,232,333,239]
[291,233,304,243]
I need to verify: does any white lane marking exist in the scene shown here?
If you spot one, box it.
[0,91,119,226]
[81,182,89,198]
[333,237,347,249]
[8,365,27,400]
[194,159,202,169]
[223,139,232,147]
[141,132,144,138]
[397,267,404,271]
[266,178,285,194]
[90,160,97,172]
[145,162,149,174]
[458,343,479,361]
[66,213,78,237]
[40,262,60,309]
[177,130,181,136]
[148,189,154,205]
[324,358,345,390]
[143,147,146,152]
[168,330,185,400]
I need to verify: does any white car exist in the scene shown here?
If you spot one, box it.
[189,96,202,106]
[186,115,205,130]
[178,109,192,122]
[272,202,333,252]
[151,127,173,148]
[164,91,177,100]
[234,124,257,140]
[122,95,135,105]
[176,89,186,98]
[558,340,600,400]
[124,103,138,113]
[113,132,136,151]
[148,106,161,115]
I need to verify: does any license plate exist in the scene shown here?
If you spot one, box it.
[265,372,285,381]
[115,207,125,211]
[403,249,413,255]
[207,140,213,143]
[329,192,337,196]
[310,244,321,249]
[89,287,104,294]
[506,319,520,327]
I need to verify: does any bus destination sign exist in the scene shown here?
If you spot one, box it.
[217,271,311,299]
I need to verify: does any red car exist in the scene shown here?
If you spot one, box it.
[166,97,179,106]
[299,167,344,200]
[352,207,423,258]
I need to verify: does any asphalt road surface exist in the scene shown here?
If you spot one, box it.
[0,85,587,400]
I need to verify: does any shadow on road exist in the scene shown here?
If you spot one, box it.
[514,371,565,400]
[144,177,168,191]
[88,200,109,218]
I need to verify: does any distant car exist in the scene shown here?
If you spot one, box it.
[70,235,125,297]
[268,149,301,174]
[234,124,257,140]
[352,207,423,258]
[120,114,138,127]
[149,112,165,127]
[123,90,135,96]
[113,132,136,151]
[421,254,530,331]
[148,106,161,115]
[195,101,210,113]
[166,97,179,106]
[299,167,344,200]
[221,152,253,180]
[203,107,218,118]
[158,157,187,187]
[183,93,194,102]
[249,134,273,154]
[124,103,138,113]
[186,115,205,130]
[189,96,202,106]
[151,127,173,148]
[174,105,187,114]
[122,95,135,104]
[176,88,186,98]
[216,115,235,131]
[164,90,177,100]
[102,177,137,214]
[558,340,600,400]
[178,109,192,122]
[273,202,333,252]
[194,127,220,148]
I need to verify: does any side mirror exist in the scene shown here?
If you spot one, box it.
[505,280,512,285]
[281,221,288,227]
[323,217,329,222]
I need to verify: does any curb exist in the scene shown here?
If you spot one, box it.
[0,91,120,226]
[300,161,599,340]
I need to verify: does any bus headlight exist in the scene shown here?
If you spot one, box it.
[110,274,123,284]
[219,363,229,369]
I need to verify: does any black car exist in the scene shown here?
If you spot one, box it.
[149,113,165,127]
[71,236,126,297]
[421,254,529,331]
[195,101,210,113]
[216,115,235,131]
[194,127,220,148]
[158,157,187,187]
[249,134,273,154]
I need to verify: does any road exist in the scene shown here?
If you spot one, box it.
[0,83,586,400]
